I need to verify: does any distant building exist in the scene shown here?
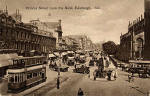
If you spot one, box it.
[120,0,150,60]
[29,19,63,51]
[63,35,94,51]
[44,20,63,50]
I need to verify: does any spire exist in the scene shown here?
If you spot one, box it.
[141,14,143,19]
[18,9,20,15]
[128,21,130,27]
[5,6,8,14]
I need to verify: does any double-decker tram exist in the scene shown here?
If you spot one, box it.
[7,56,47,92]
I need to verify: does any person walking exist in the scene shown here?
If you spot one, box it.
[114,70,118,80]
[93,70,97,80]
[128,73,134,83]
[107,70,112,81]
[57,77,60,89]
[77,88,84,96]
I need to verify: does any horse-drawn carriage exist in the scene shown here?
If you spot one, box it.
[49,63,69,72]
[93,67,107,80]
[67,51,75,66]
[89,59,94,66]
[54,66,69,72]
[73,64,90,74]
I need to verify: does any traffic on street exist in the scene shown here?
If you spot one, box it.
[1,1,150,96]
[1,50,150,96]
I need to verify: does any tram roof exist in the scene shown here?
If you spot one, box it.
[7,64,45,73]
[12,56,46,60]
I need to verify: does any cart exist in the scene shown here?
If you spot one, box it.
[73,64,90,74]
[89,59,94,66]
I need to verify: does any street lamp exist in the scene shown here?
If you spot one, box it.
[56,45,63,89]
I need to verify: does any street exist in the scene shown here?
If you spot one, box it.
[23,56,150,96]
[1,1,150,96]
[44,69,150,96]
[1,55,150,96]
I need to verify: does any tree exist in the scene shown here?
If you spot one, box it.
[115,44,130,62]
[102,41,117,55]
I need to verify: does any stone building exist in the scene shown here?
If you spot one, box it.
[0,10,56,56]
[0,9,58,77]
[45,20,63,50]
[63,35,94,51]
[120,0,150,60]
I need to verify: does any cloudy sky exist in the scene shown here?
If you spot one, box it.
[0,0,144,44]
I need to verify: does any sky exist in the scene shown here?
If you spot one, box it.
[0,0,144,44]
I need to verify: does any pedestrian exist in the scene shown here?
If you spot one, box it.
[93,70,97,80]
[57,77,60,89]
[114,70,118,80]
[77,88,84,96]
[128,74,131,83]
[107,70,112,81]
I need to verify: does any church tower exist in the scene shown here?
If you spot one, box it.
[143,0,150,60]
[145,0,150,11]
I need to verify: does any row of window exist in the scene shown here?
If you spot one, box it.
[0,27,56,45]
[13,57,46,67]
[9,73,25,83]
[27,71,44,79]
[8,71,45,83]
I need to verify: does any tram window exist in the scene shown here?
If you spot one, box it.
[35,59,37,64]
[33,59,35,64]
[21,60,25,64]
[33,73,38,77]
[13,60,17,65]
[9,75,14,83]
[37,59,39,64]
[20,74,23,82]
[37,72,39,76]
[38,59,40,64]
[15,75,18,83]
[39,72,42,76]
[27,59,30,65]
[27,73,32,79]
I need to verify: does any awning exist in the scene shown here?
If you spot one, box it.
[49,54,56,58]
[54,52,60,56]
[67,51,74,54]
[62,52,67,56]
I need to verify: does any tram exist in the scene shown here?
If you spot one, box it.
[7,56,47,92]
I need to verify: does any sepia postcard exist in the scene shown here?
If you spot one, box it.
[0,0,150,96]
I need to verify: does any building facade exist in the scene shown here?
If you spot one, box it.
[45,20,63,50]
[63,35,94,51]
[120,0,150,60]
[0,10,56,56]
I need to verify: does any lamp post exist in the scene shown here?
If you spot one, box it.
[57,43,63,89]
